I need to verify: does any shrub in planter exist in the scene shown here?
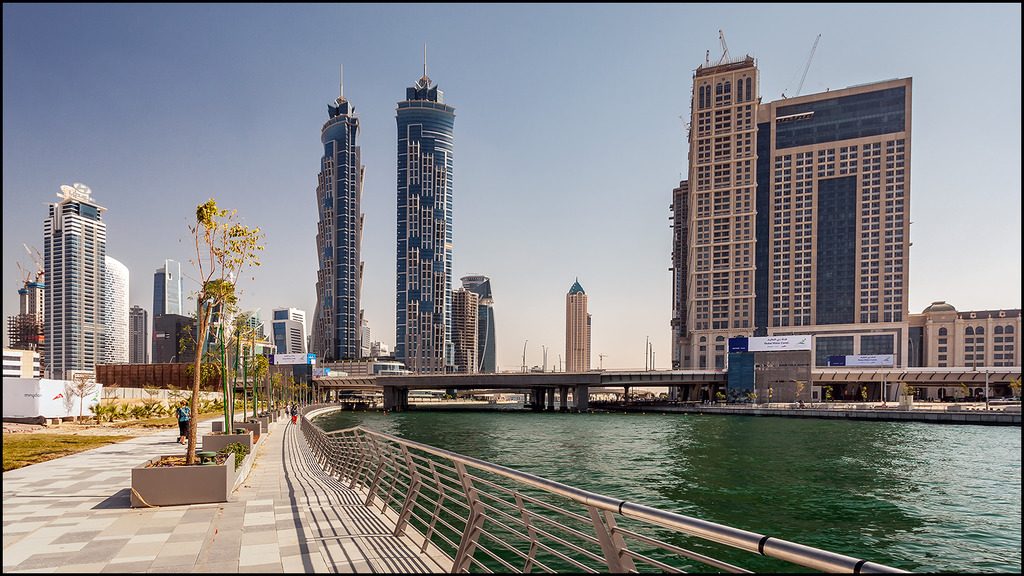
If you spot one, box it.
[219,442,250,470]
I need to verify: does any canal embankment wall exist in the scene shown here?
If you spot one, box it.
[601,403,1021,426]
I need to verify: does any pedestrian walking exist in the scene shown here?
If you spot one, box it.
[290,403,298,425]
[175,400,191,444]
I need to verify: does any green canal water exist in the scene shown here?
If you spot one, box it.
[314,409,1021,573]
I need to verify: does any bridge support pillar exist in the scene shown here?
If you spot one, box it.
[575,385,589,412]
[546,388,555,411]
[559,387,569,412]
[531,389,543,411]
[383,387,409,412]
[624,385,631,403]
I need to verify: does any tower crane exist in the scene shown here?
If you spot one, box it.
[796,34,821,96]
[23,243,44,282]
[782,34,821,98]
[716,29,731,65]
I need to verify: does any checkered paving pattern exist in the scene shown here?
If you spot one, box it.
[3,417,450,573]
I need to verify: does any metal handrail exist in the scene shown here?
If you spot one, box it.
[299,405,908,573]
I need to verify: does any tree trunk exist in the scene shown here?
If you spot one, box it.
[186,301,208,466]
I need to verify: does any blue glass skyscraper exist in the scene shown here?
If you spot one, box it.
[396,65,455,373]
[313,72,364,362]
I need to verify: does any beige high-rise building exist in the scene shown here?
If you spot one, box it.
[451,288,479,373]
[565,279,590,372]
[674,53,912,369]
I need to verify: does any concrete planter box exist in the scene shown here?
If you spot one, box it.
[131,453,236,507]
[255,416,270,433]
[202,431,254,453]
[234,421,261,441]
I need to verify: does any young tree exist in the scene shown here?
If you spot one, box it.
[1009,377,1021,400]
[68,373,98,421]
[183,199,264,465]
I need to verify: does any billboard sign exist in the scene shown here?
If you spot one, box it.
[271,353,316,365]
[728,337,750,353]
[2,378,102,419]
[829,354,894,367]
[748,335,812,352]
[312,367,332,378]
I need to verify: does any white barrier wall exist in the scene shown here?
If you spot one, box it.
[2,378,103,418]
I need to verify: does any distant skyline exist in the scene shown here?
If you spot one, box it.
[3,4,1021,371]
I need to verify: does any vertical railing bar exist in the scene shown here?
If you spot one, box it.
[451,460,486,573]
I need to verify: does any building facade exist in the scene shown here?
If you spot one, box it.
[461,275,497,372]
[7,279,45,354]
[669,181,689,369]
[908,302,1021,369]
[451,287,479,373]
[100,256,129,365]
[313,74,365,363]
[44,183,107,379]
[272,307,307,355]
[3,348,41,378]
[395,66,456,373]
[129,305,149,364]
[566,279,591,372]
[674,54,913,369]
[153,259,182,317]
[152,314,196,364]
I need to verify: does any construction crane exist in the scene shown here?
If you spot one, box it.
[782,34,821,98]
[716,29,731,65]
[23,243,44,282]
[796,34,821,96]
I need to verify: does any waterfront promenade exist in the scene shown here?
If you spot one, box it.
[2,416,449,573]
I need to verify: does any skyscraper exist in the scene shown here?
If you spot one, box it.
[395,59,456,373]
[461,275,497,372]
[451,287,479,373]
[273,307,307,355]
[44,183,106,379]
[100,255,129,365]
[313,68,364,362]
[674,52,911,369]
[129,305,148,364]
[565,279,591,373]
[153,260,182,317]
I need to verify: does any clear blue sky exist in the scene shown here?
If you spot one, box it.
[3,4,1021,371]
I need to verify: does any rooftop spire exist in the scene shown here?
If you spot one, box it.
[416,43,432,89]
[338,64,345,101]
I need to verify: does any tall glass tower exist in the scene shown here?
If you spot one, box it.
[461,275,496,372]
[100,255,129,365]
[44,183,107,379]
[396,62,455,373]
[313,69,364,362]
[153,259,182,317]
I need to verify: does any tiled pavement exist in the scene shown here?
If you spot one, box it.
[3,416,450,573]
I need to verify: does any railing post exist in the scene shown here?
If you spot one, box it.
[452,461,486,573]
[363,434,385,507]
[393,444,422,537]
[349,430,368,490]
[421,459,446,554]
[514,493,538,573]
[587,505,636,573]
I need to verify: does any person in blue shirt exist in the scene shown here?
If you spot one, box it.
[175,400,191,444]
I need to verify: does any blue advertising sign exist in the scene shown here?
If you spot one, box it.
[827,355,847,366]
[728,337,749,353]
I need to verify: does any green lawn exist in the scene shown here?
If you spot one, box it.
[3,434,127,472]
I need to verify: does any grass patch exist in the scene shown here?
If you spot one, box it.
[3,434,127,472]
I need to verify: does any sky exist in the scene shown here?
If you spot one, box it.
[3,4,1021,372]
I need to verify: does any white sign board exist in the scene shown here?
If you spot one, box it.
[844,355,895,367]
[2,378,103,419]
[748,335,812,352]
[272,353,316,365]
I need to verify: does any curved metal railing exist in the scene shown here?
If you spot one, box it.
[299,405,907,574]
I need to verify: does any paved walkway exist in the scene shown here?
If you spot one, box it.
[2,416,449,573]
